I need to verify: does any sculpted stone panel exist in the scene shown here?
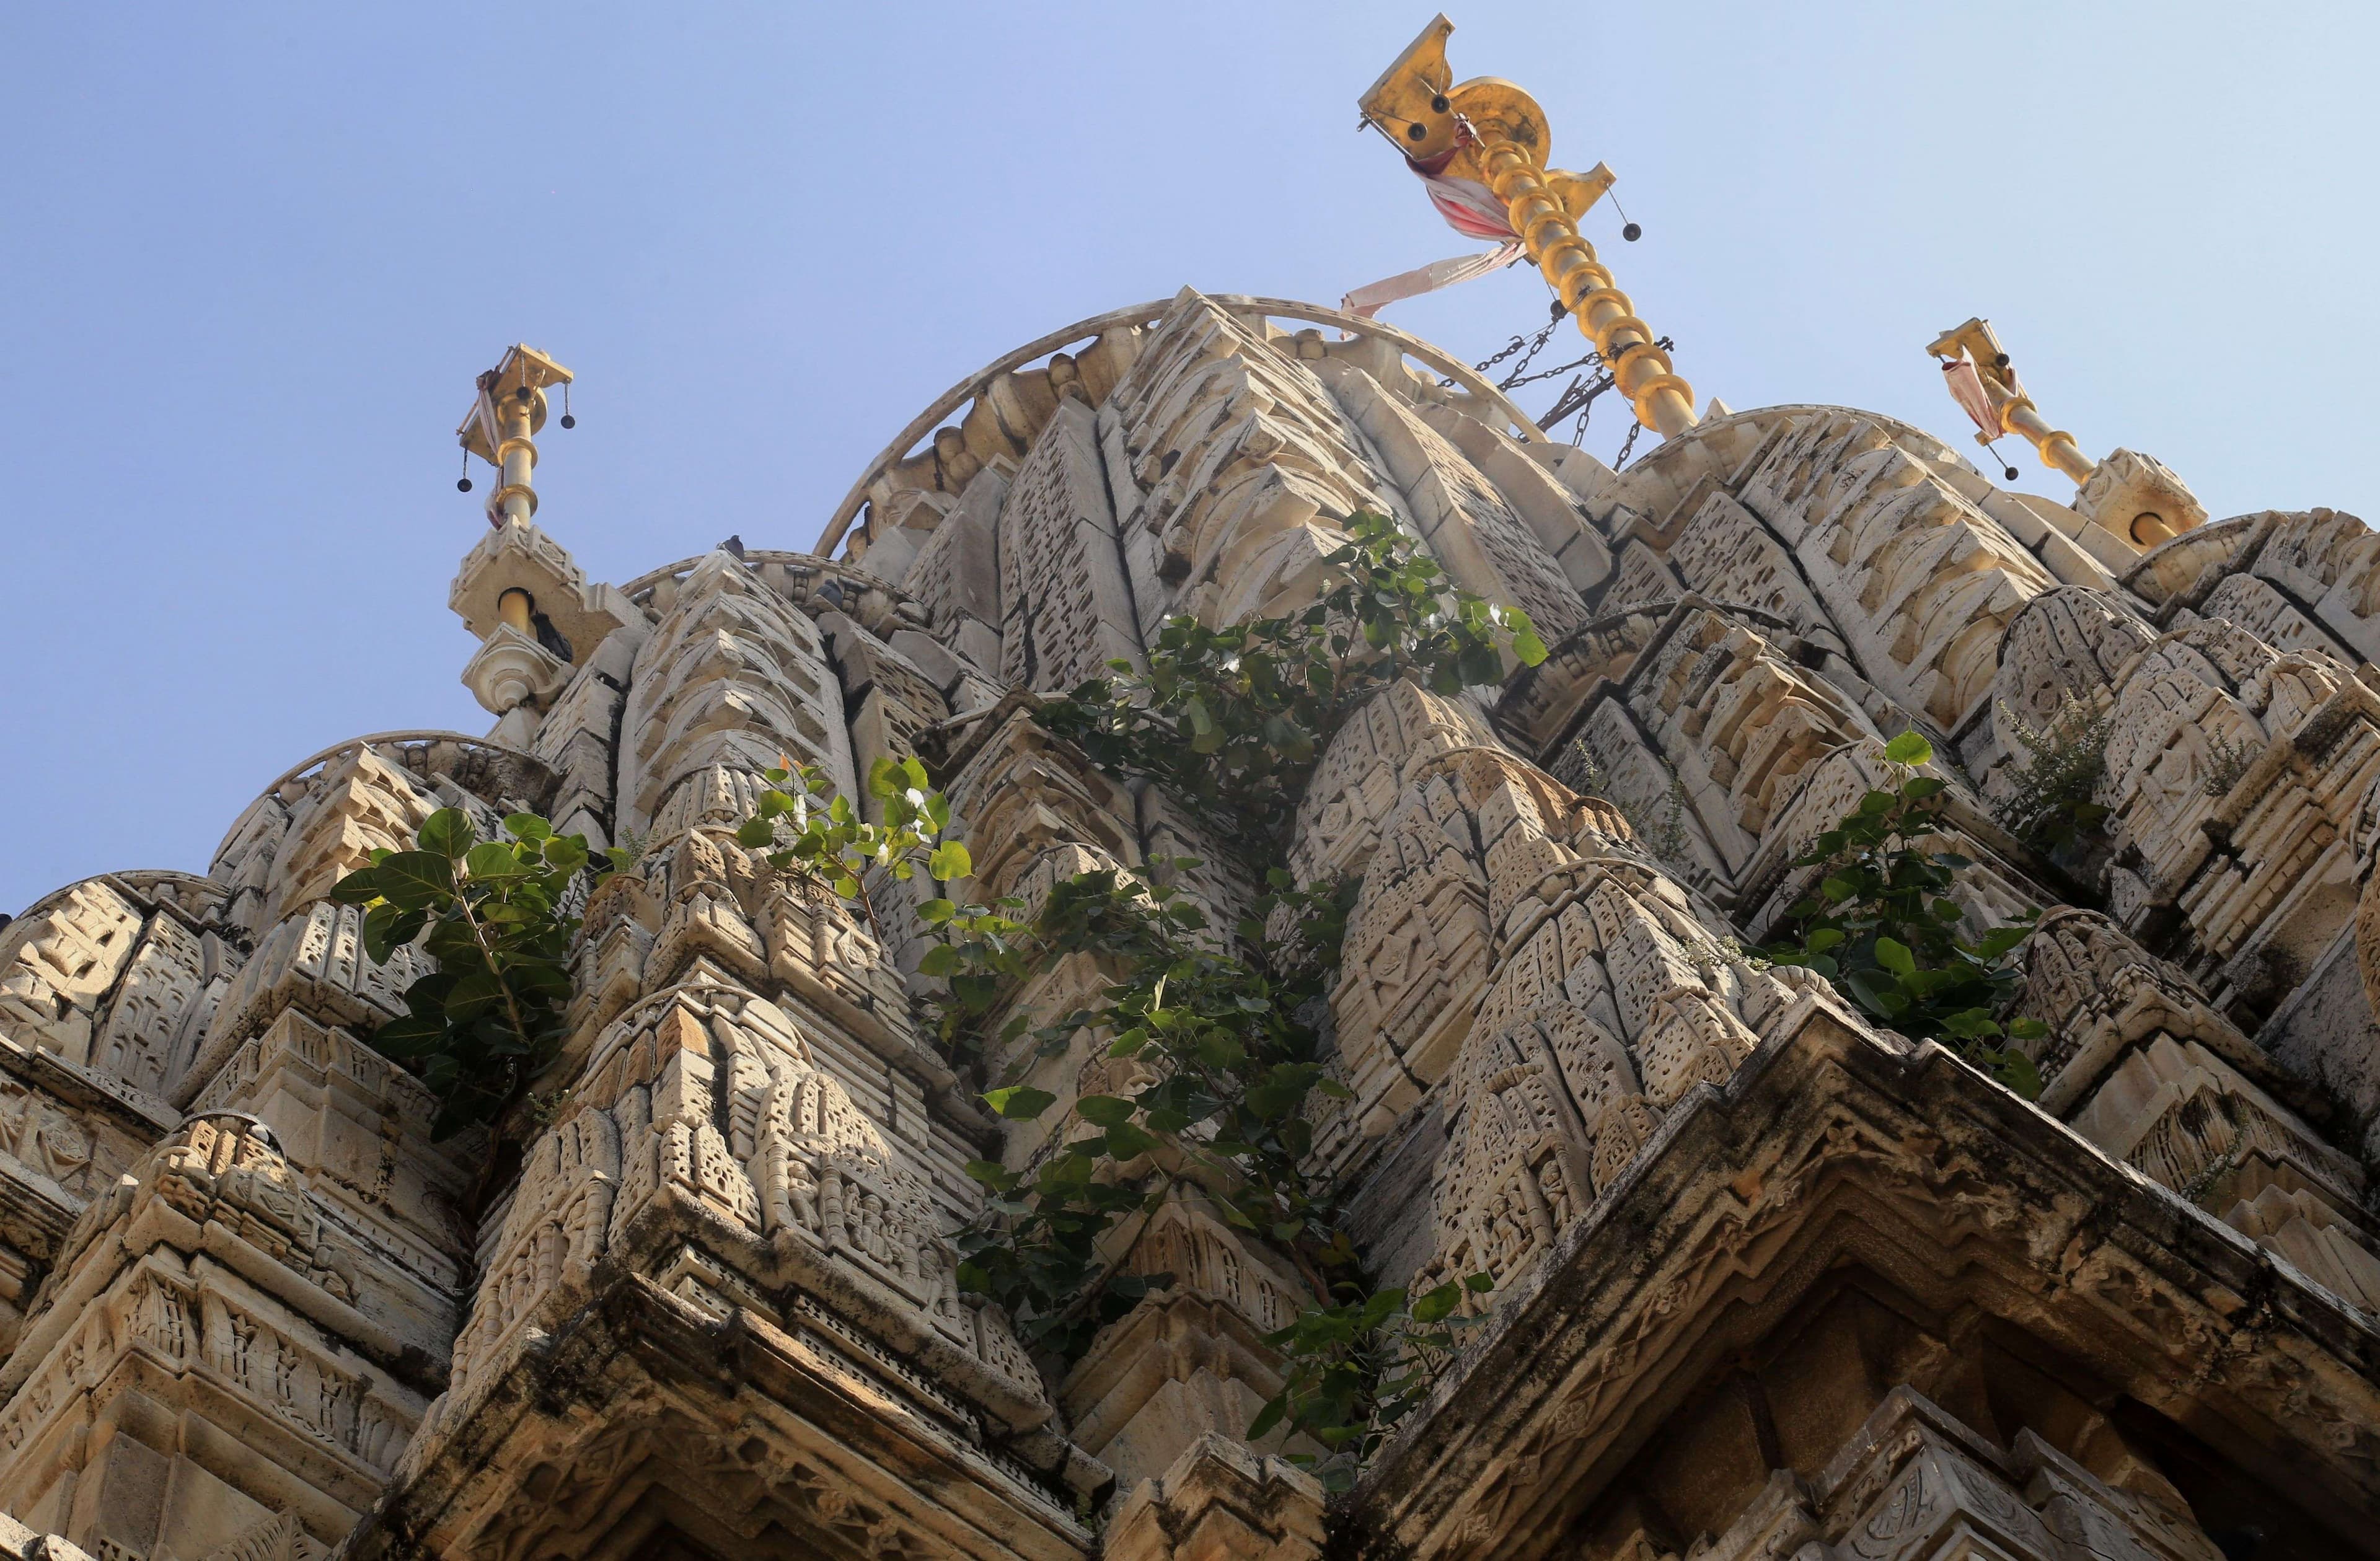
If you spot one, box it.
[1062,1200,1319,1490]
[1328,367,1590,648]
[1729,408,2059,728]
[2245,507,2380,666]
[1987,586,2157,752]
[1287,679,1499,890]
[0,881,164,1083]
[995,400,1145,693]
[1659,485,1833,640]
[1106,291,1396,630]
[425,979,1042,1461]
[182,901,429,1107]
[209,735,555,940]
[0,1118,426,1559]
[2093,617,2380,1000]
[1329,745,1745,1185]
[620,550,856,837]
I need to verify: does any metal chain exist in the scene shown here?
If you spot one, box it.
[1447,319,1561,389]
[1446,310,1680,465]
[1505,350,1598,393]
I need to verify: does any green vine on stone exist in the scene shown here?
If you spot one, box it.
[330,514,1565,1486]
[1992,695,2112,859]
[332,809,627,1140]
[956,863,1355,1355]
[733,752,974,936]
[1041,509,1546,847]
[1761,732,2047,1099]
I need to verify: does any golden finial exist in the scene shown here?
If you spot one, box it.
[1359,15,1696,438]
[1926,318,2095,486]
[457,345,575,528]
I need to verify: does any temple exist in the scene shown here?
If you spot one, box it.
[2,17,2378,1561]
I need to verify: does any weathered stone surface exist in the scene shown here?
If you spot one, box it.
[7,294,2378,1560]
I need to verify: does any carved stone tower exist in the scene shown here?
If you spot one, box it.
[3,32,2380,1561]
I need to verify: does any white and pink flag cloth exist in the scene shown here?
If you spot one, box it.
[1939,351,2003,440]
[1343,159,1526,320]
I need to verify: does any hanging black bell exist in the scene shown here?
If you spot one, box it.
[1622,222,1642,242]
[2003,465,2021,481]
[559,413,576,429]
[457,477,474,492]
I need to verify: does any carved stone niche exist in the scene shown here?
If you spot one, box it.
[1344,1003,2380,1561]
[1287,677,1499,891]
[940,707,1139,908]
[2014,910,2380,1316]
[1104,1434,1327,1561]
[1329,747,1648,1170]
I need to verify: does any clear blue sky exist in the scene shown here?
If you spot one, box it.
[3,3,2373,915]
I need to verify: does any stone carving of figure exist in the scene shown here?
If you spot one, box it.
[1534,1155,1575,1234]
[0,1087,93,1192]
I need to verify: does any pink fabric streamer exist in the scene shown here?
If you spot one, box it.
[1421,171,1517,241]
[1941,353,2001,439]
[1343,241,1525,319]
[1342,167,1525,320]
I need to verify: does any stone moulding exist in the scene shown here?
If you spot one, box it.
[346,1267,1095,1561]
[1349,996,2380,1559]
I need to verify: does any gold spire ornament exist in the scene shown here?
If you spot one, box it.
[1926,318,2096,486]
[457,345,575,528]
[1359,15,1696,438]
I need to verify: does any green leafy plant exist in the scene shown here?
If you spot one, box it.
[1566,740,1693,869]
[1251,1272,1494,1488]
[342,509,1546,1484]
[1993,695,2112,856]
[943,856,1483,1490]
[332,809,624,1139]
[954,862,1357,1358]
[734,754,972,933]
[1762,732,2047,1099]
[942,515,1553,1476]
[1041,509,1546,846]
[2201,729,2262,799]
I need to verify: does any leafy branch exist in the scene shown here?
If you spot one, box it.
[734,753,972,936]
[954,864,1357,1357]
[1993,695,2111,860]
[332,809,625,1140]
[1040,509,1546,848]
[1251,1272,1494,1484]
[1761,732,2046,1098]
